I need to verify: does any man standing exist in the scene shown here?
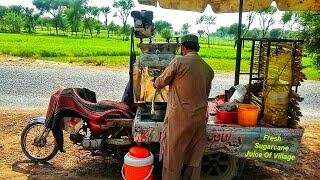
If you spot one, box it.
[154,34,214,180]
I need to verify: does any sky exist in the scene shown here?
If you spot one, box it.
[0,0,286,33]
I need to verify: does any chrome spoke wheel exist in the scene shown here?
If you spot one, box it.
[21,123,58,162]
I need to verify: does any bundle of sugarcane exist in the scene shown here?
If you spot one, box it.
[264,103,289,127]
[295,49,303,57]
[262,49,292,127]
[276,48,291,55]
[253,45,262,72]
[262,83,290,127]
[259,42,270,77]
[254,40,305,128]
[292,44,306,86]
[293,71,306,86]
[253,58,265,74]
[250,92,263,109]
[288,89,304,128]
[277,42,294,50]
[249,92,264,126]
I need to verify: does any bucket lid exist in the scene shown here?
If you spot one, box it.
[124,152,154,167]
[129,147,150,158]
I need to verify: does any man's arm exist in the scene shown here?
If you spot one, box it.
[154,60,178,88]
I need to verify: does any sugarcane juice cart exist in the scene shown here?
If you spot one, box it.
[130,1,320,179]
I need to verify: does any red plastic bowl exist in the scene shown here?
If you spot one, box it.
[216,107,238,121]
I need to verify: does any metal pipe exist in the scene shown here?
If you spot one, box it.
[258,41,262,79]
[293,41,299,93]
[248,40,256,103]
[239,72,259,75]
[242,37,304,42]
[129,27,135,106]
[234,0,244,85]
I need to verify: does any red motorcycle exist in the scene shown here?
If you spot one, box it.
[20,87,136,162]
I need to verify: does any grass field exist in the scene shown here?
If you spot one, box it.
[0,32,318,80]
[0,33,250,59]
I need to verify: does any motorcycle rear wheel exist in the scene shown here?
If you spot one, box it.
[21,122,58,163]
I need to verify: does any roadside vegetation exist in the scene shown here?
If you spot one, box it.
[0,32,251,60]
[0,31,318,80]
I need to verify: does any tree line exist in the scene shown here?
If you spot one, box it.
[0,0,134,39]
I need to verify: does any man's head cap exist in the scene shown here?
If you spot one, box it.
[181,34,198,44]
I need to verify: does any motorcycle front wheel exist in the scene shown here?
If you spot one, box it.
[21,122,58,162]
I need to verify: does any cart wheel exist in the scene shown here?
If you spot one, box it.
[201,153,244,180]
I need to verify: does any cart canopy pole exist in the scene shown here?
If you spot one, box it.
[234,0,244,85]
[129,27,135,106]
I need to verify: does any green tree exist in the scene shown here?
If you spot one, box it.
[23,7,40,33]
[215,26,228,38]
[107,20,120,37]
[155,20,172,33]
[6,5,24,32]
[282,30,292,38]
[91,6,100,20]
[181,23,190,35]
[59,15,69,35]
[269,28,282,38]
[33,0,68,35]
[257,6,277,38]
[64,0,86,36]
[196,15,216,47]
[160,28,172,39]
[82,6,97,38]
[298,12,320,69]
[228,23,246,38]
[0,5,7,18]
[38,16,52,31]
[245,28,261,38]
[280,11,298,32]
[0,5,8,30]
[116,24,131,40]
[82,17,94,37]
[94,20,103,37]
[87,6,101,36]
[3,11,25,32]
[8,5,24,15]
[197,29,204,37]
[113,0,134,40]
[101,6,111,38]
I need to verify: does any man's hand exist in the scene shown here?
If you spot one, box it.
[153,83,157,89]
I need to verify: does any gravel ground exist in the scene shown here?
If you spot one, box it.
[0,63,319,119]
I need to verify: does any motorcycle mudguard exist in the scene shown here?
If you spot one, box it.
[28,117,46,124]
